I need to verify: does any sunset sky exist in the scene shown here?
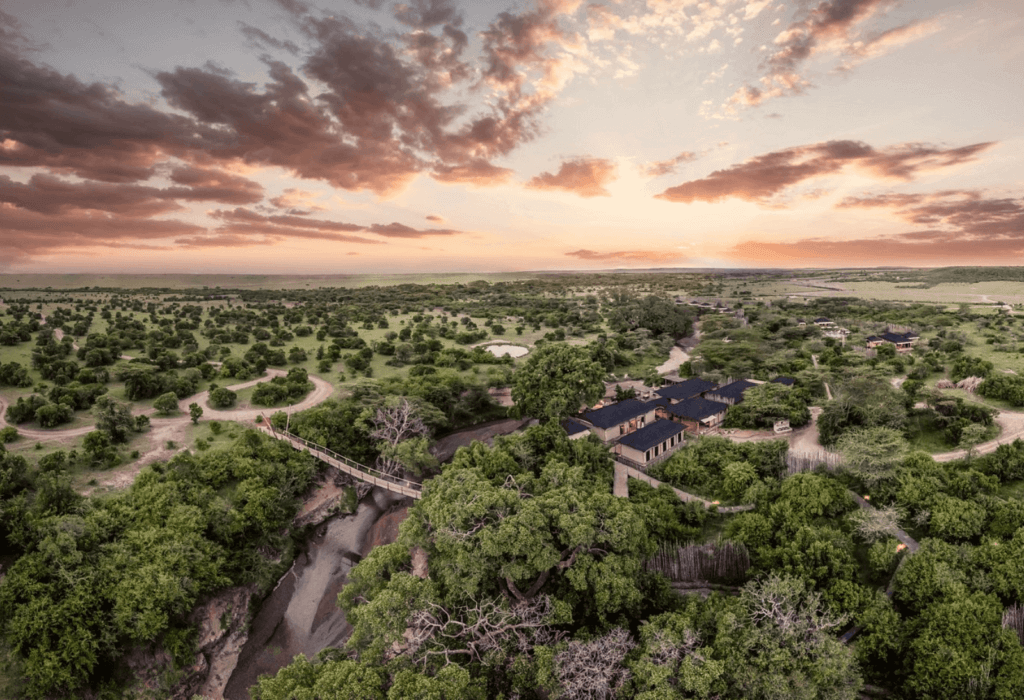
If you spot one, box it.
[1,0,1021,273]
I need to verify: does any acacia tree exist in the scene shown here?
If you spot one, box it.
[835,427,910,484]
[510,344,605,422]
[366,397,439,479]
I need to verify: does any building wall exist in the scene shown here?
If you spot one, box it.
[591,407,657,442]
[618,432,685,467]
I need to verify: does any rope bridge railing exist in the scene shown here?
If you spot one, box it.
[256,420,423,498]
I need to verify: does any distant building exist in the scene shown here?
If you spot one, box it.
[770,376,796,387]
[814,317,836,328]
[704,379,758,406]
[866,331,919,352]
[616,420,686,467]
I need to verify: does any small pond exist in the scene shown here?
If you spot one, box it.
[485,344,529,358]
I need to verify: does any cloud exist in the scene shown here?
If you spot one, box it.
[837,189,1024,238]
[209,207,462,241]
[655,140,994,204]
[0,42,230,183]
[0,205,196,264]
[393,0,461,29]
[727,233,1024,265]
[642,151,699,177]
[367,222,461,238]
[431,159,515,186]
[268,188,326,211]
[238,23,300,55]
[725,0,940,111]
[426,214,444,222]
[839,18,943,70]
[743,0,772,20]
[727,189,1024,265]
[0,169,263,218]
[526,157,617,197]
[565,248,687,264]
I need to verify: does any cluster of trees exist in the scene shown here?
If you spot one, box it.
[653,437,789,504]
[116,364,209,401]
[0,431,318,698]
[723,381,811,431]
[0,320,35,346]
[980,374,1024,407]
[0,362,32,388]
[818,374,909,447]
[251,368,315,407]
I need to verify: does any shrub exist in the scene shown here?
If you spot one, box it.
[153,391,180,415]
[0,426,18,443]
[209,387,238,409]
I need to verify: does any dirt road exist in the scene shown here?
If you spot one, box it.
[0,370,336,492]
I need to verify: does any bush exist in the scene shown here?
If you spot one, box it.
[209,387,238,409]
[0,426,18,443]
[153,391,180,415]
[35,402,74,428]
[4,395,49,424]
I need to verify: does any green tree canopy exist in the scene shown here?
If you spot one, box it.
[510,344,606,421]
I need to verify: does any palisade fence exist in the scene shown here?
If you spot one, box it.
[1004,604,1024,644]
[785,449,845,476]
[645,542,751,584]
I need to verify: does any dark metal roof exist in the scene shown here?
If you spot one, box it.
[770,376,796,386]
[645,396,672,409]
[814,317,831,323]
[656,377,717,401]
[560,418,591,436]
[665,397,729,421]
[707,379,757,403]
[580,399,652,429]
[618,419,685,452]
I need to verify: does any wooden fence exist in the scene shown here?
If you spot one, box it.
[785,449,845,476]
[645,542,751,584]
[1004,604,1024,644]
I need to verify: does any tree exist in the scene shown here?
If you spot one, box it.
[818,375,907,446]
[835,427,910,484]
[510,344,605,421]
[153,391,179,415]
[209,387,237,409]
[189,402,203,424]
[366,397,435,479]
[849,504,905,543]
[95,396,137,443]
[960,422,989,461]
[554,628,635,699]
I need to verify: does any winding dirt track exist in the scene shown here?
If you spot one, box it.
[0,370,335,492]
[0,369,335,441]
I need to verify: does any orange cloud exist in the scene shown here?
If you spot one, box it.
[527,157,618,197]
[655,140,994,204]
[431,159,514,186]
[566,249,686,264]
[642,151,699,177]
[727,189,1024,266]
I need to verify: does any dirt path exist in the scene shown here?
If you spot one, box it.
[933,409,1024,462]
[1,370,336,493]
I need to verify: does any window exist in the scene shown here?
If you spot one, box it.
[645,450,651,461]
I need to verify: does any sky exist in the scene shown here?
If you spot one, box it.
[1,0,1022,273]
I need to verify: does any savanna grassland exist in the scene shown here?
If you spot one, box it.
[4,267,1024,700]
